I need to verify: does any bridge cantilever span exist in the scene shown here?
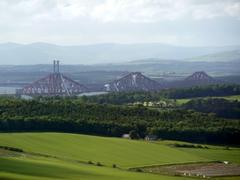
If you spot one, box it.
[17,61,88,97]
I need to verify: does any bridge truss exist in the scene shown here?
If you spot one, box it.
[17,60,88,96]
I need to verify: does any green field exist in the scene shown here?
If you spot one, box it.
[223,95,240,101]
[1,155,192,180]
[159,141,240,164]
[175,95,240,105]
[0,133,206,168]
[0,132,239,180]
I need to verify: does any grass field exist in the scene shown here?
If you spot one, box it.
[0,132,239,180]
[0,133,206,168]
[175,95,240,105]
[1,155,194,180]
[160,140,240,164]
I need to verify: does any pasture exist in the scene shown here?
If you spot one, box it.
[0,132,239,179]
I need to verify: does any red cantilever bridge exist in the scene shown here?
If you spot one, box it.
[17,61,88,96]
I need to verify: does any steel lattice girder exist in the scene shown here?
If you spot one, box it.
[20,73,88,96]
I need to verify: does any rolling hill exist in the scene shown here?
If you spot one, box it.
[0,133,240,180]
[0,156,193,180]
[0,42,240,65]
[0,133,205,168]
[187,50,240,62]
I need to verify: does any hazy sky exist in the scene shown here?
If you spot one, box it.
[0,0,240,46]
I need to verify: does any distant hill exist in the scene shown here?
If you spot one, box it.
[0,42,240,65]
[187,50,240,62]
[104,72,162,92]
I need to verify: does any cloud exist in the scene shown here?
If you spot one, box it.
[191,0,240,20]
[1,0,240,23]
[91,0,240,22]
[0,0,239,46]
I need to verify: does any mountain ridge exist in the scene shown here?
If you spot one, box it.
[0,42,240,65]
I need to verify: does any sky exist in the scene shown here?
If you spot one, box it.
[0,0,240,46]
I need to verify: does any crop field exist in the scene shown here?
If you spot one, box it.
[0,132,239,180]
[140,162,240,177]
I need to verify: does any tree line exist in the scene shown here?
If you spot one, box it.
[183,98,240,119]
[79,84,240,105]
[0,97,239,144]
